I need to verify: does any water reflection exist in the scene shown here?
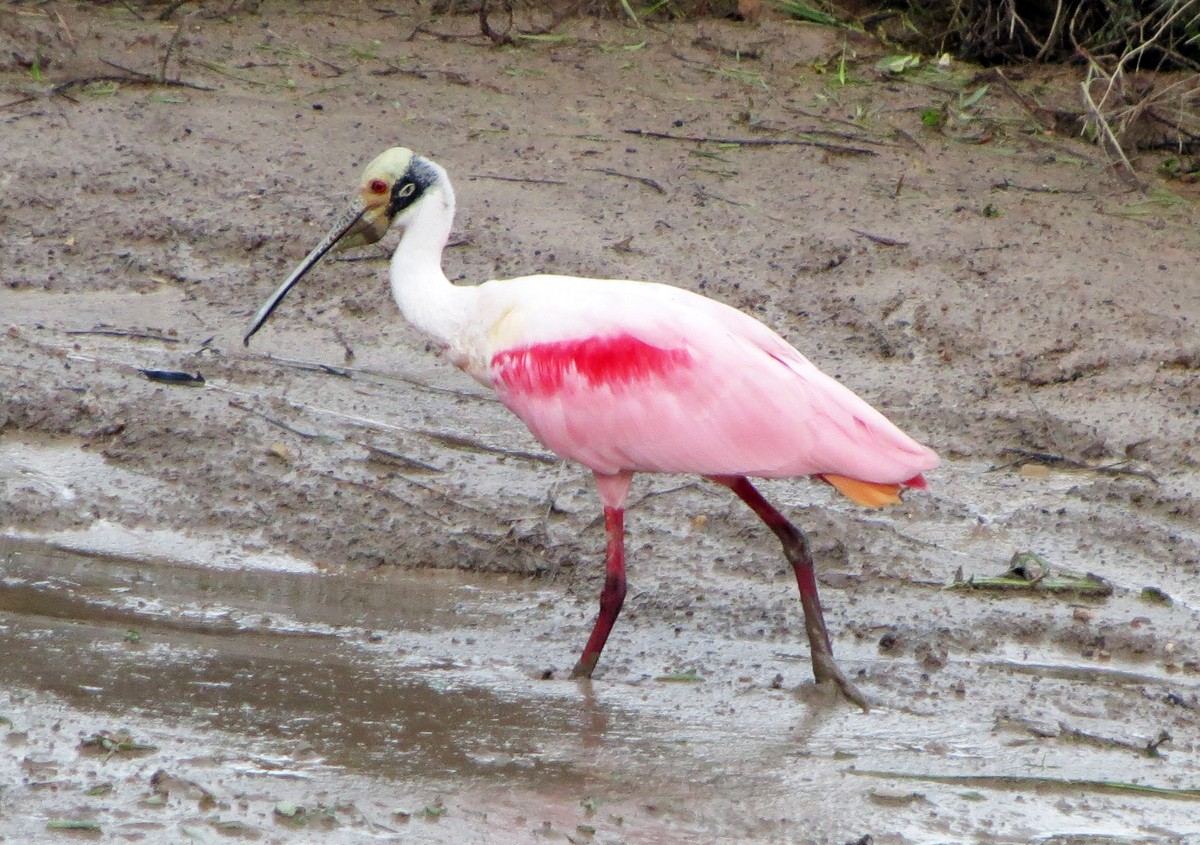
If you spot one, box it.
[0,538,622,788]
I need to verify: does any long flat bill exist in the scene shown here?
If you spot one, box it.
[243,203,368,345]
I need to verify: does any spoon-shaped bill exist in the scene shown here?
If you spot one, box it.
[243,200,388,345]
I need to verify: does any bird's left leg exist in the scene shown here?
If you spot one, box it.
[708,474,869,711]
[570,471,634,680]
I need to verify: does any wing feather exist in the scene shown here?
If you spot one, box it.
[480,276,937,483]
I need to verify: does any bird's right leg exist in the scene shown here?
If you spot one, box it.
[708,474,869,711]
[570,471,634,680]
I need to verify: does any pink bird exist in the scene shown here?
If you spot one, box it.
[245,148,938,709]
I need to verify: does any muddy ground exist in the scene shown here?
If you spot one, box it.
[2,2,1200,843]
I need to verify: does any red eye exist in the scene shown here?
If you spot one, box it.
[369,179,388,194]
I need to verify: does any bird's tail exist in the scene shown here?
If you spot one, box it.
[819,473,928,508]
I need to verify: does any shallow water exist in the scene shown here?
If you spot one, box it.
[3,528,1199,844]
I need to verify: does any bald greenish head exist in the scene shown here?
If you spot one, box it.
[243,147,441,345]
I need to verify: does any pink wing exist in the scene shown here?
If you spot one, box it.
[484,279,937,484]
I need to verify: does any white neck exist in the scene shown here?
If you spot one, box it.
[388,163,470,348]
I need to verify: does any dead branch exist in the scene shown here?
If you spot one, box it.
[64,328,182,343]
[158,0,193,21]
[93,59,215,91]
[993,448,1159,482]
[480,0,514,46]
[849,228,909,246]
[371,64,472,86]
[161,20,187,82]
[414,427,559,465]
[623,128,878,156]
[585,167,665,194]
[992,178,1086,194]
[470,174,568,186]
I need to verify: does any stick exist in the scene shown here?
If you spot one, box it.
[371,64,472,86]
[622,128,877,156]
[158,0,192,21]
[849,228,908,246]
[479,0,514,46]
[229,398,322,440]
[363,444,441,473]
[92,60,215,91]
[993,448,1158,482]
[992,178,1086,194]
[116,0,144,20]
[695,188,748,207]
[470,174,568,186]
[847,770,1200,800]
[414,427,559,465]
[64,328,182,343]
[262,28,345,76]
[161,21,186,82]
[255,353,493,401]
[585,167,665,194]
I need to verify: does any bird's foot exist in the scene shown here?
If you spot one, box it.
[811,648,870,712]
[569,653,598,680]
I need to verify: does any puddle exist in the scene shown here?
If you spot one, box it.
[2,536,1200,843]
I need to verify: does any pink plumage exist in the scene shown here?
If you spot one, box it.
[245,147,939,709]
[484,277,936,485]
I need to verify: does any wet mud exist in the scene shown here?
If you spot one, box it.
[3,3,1200,842]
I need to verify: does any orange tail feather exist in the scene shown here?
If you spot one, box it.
[819,474,904,508]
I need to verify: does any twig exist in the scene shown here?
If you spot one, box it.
[184,57,274,87]
[480,0,514,45]
[230,398,323,440]
[405,21,477,42]
[585,167,665,194]
[1,95,37,110]
[470,174,568,186]
[695,188,749,207]
[690,36,762,61]
[623,128,877,156]
[520,0,587,36]
[992,448,1158,482]
[849,228,908,246]
[415,427,559,465]
[92,60,214,91]
[261,356,353,378]
[101,59,156,79]
[990,68,1054,131]
[783,106,874,132]
[1079,60,1146,190]
[158,0,193,21]
[116,0,145,20]
[263,28,345,76]
[64,328,182,343]
[54,10,75,50]
[992,178,1086,194]
[1055,723,1171,758]
[847,770,1200,801]
[256,354,492,401]
[371,63,472,86]
[363,444,441,473]
[161,21,186,82]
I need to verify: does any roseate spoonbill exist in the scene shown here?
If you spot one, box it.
[244,147,938,709]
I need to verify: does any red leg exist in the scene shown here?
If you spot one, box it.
[709,474,869,710]
[570,506,626,679]
[570,471,633,680]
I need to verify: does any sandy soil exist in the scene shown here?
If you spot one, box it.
[2,2,1199,843]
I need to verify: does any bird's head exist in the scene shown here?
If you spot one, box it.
[243,147,442,345]
[340,147,444,248]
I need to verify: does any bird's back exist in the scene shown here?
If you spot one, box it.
[467,274,937,486]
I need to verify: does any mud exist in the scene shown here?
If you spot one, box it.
[2,3,1199,842]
